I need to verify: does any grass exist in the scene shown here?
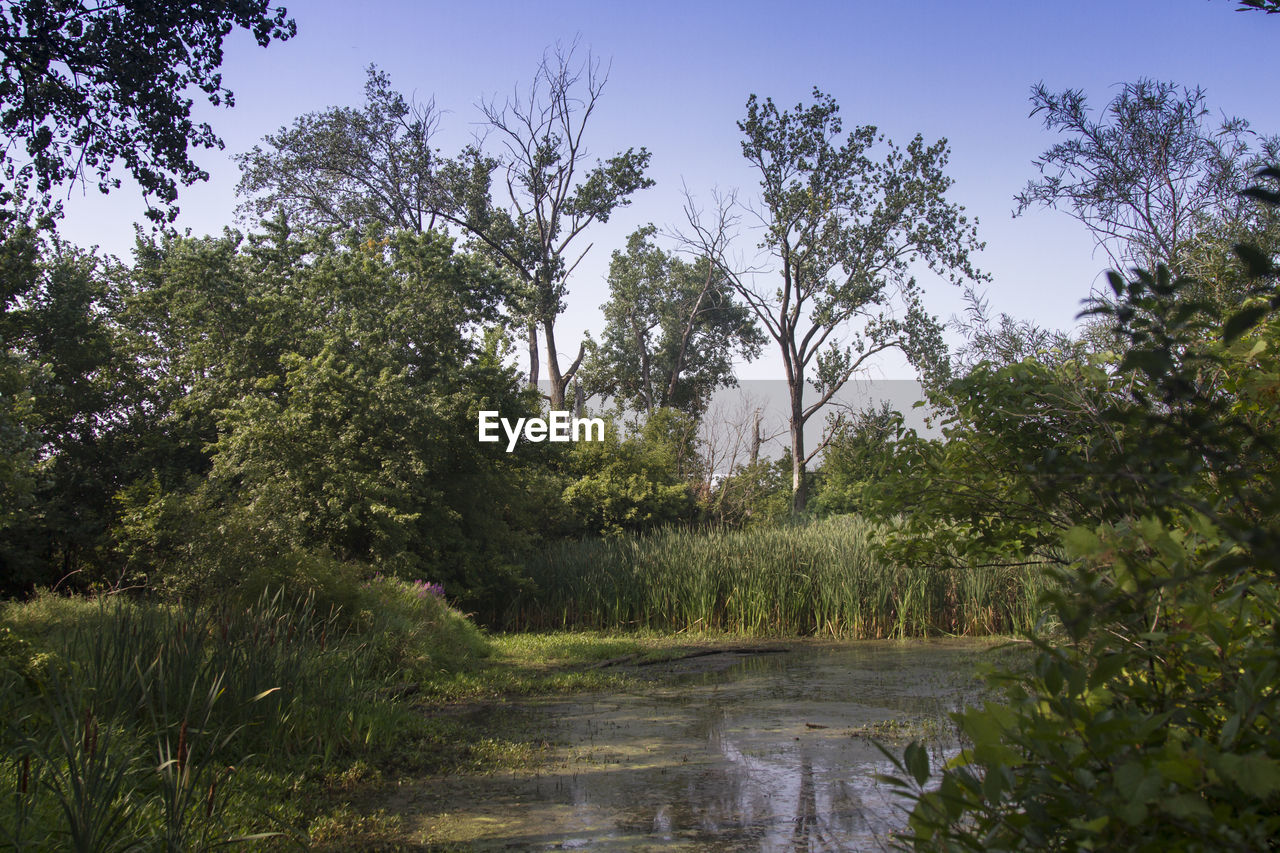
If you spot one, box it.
[0,590,766,849]
[507,516,1052,638]
[0,518,1051,847]
[0,578,491,850]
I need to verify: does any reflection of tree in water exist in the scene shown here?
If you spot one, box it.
[788,743,885,851]
[616,728,892,848]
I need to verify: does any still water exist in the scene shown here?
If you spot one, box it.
[414,640,998,851]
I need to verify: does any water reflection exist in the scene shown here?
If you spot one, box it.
[416,641,988,850]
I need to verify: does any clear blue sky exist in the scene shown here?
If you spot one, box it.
[54,0,1280,379]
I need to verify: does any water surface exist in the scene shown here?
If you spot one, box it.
[411,639,997,850]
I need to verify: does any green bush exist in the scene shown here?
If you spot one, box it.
[877,205,1280,849]
[352,575,490,677]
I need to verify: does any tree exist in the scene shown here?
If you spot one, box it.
[582,224,763,419]
[1015,79,1272,276]
[561,409,696,536]
[809,401,900,517]
[686,88,985,514]
[236,65,444,234]
[458,40,654,408]
[877,177,1280,849]
[0,0,295,222]
[950,286,1087,376]
[234,43,653,408]
[116,224,540,615]
[1236,0,1280,13]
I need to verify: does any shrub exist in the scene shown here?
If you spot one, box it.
[352,575,490,677]
[878,178,1280,850]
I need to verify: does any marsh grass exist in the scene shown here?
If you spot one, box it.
[0,580,490,850]
[509,516,1050,638]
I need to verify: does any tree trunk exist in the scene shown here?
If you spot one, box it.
[527,322,539,389]
[790,384,807,515]
[750,409,762,466]
[543,318,572,410]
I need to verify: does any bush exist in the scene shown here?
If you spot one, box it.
[352,575,490,677]
[877,192,1280,849]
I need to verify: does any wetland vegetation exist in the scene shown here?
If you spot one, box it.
[4,2,1280,849]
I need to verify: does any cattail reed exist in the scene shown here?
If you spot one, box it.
[509,516,1051,637]
[177,719,188,776]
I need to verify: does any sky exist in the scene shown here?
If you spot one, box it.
[52,0,1280,381]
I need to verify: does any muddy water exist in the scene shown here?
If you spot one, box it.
[413,640,998,851]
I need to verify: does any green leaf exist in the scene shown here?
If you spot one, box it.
[905,740,931,787]
[1215,753,1280,798]
[1222,305,1270,344]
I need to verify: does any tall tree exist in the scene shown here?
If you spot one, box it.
[686,88,985,513]
[1014,79,1270,276]
[459,40,654,408]
[234,44,653,407]
[0,0,295,222]
[582,224,763,418]
[236,65,443,234]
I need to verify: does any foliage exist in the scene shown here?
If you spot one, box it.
[457,39,655,407]
[560,410,696,536]
[0,219,144,594]
[510,517,1047,637]
[1015,79,1276,276]
[687,87,985,512]
[113,224,538,617]
[703,455,794,527]
[0,0,295,222]
[237,43,654,407]
[810,401,901,517]
[582,224,763,418]
[949,286,1087,377]
[236,64,446,234]
[876,172,1280,850]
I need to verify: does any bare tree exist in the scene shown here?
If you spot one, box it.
[461,39,654,408]
[695,390,784,525]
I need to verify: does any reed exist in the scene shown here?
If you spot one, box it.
[507,516,1051,638]
[0,580,483,850]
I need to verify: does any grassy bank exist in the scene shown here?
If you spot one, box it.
[509,516,1052,637]
[0,580,491,850]
[0,589,748,849]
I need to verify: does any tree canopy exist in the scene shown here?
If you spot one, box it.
[687,87,985,513]
[0,0,295,222]
[582,225,763,419]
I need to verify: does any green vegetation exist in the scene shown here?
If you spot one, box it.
[511,517,1049,638]
[0,592,785,848]
[4,1,1280,846]
[872,173,1280,849]
[0,578,488,849]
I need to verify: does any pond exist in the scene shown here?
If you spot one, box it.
[410,639,1003,850]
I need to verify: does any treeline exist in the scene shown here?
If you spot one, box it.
[0,219,783,618]
[4,57,1280,631]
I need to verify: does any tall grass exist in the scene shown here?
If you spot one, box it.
[508,516,1051,638]
[0,578,489,850]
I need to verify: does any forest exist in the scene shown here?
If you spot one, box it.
[3,0,1280,849]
